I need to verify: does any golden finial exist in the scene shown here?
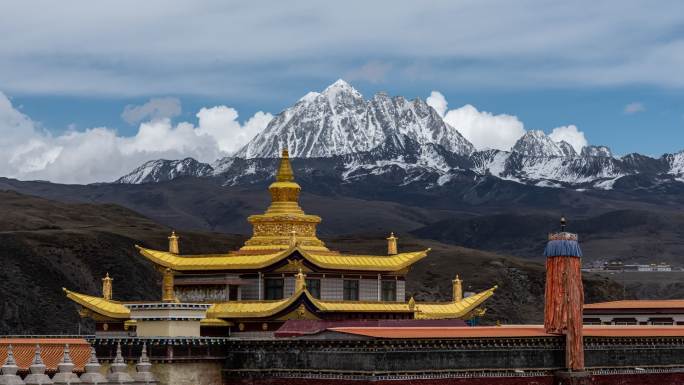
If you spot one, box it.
[162,268,176,302]
[408,296,416,311]
[387,232,398,255]
[276,149,295,182]
[295,267,307,292]
[452,274,463,302]
[102,273,113,300]
[168,230,180,254]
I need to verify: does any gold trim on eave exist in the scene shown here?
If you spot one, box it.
[136,245,430,272]
[63,285,495,321]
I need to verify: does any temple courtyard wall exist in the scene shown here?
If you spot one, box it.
[87,335,684,385]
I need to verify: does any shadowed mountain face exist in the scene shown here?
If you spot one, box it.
[0,190,625,333]
[413,210,684,262]
[2,173,684,264]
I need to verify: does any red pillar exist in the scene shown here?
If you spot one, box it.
[544,229,586,374]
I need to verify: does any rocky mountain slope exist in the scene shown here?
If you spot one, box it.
[116,80,684,191]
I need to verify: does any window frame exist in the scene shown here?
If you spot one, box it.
[343,279,359,301]
[306,278,321,299]
[381,280,397,301]
[264,278,284,300]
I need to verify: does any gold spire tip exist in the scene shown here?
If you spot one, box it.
[276,148,295,182]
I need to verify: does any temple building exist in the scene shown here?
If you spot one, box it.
[63,149,496,336]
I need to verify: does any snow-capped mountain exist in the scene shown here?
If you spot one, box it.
[236,79,474,158]
[511,130,569,158]
[116,80,684,192]
[116,158,214,184]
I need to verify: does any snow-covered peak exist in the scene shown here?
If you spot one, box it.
[236,80,474,159]
[116,158,213,184]
[666,150,684,179]
[581,145,613,158]
[511,130,566,157]
[298,91,320,104]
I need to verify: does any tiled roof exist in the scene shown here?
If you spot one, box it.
[136,245,429,272]
[328,325,684,339]
[585,300,684,310]
[0,339,90,371]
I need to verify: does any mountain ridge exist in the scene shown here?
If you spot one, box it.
[114,80,684,190]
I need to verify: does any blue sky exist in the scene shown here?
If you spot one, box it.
[0,0,683,182]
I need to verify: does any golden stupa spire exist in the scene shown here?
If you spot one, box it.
[276,149,294,182]
[242,148,328,252]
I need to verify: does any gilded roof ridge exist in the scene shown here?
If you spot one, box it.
[136,245,430,272]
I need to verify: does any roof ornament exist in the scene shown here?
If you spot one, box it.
[168,230,180,254]
[80,346,107,384]
[133,343,157,384]
[102,273,113,300]
[24,344,51,385]
[387,232,398,255]
[107,342,134,383]
[452,275,463,302]
[295,268,307,292]
[560,215,567,232]
[53,344,80,384]
[408,296,416,311]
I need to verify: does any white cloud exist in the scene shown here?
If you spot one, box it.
[441,101,526,151]
[0,91,272,184]
[426,91,448,118]
[121,97,182,124]
[196,107,274,154]
[431,91,589,152]
[549,125,588,152]
[623,102,645,115]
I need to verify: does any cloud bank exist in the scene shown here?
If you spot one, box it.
[427,91,588,152]
[121,97,182,124]
[1,1,683,98]
[0,92,272,184]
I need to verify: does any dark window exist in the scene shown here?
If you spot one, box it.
[306,278,321,299]
[343,279,359,300]
[381,280,396,301]
[265,278,284,300]
[228,285,239,301]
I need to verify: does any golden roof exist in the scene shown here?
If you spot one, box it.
[136,245,429,272]
[63,288,129,319]
[64,285,496,321]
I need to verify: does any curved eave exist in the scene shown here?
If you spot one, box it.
[415,286,498,319]
[206,287,495,319]
[136,245,430,272]
[63,288,130,319]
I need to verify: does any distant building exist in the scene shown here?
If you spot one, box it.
[600,261,672,272]
[584,300,684,325]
